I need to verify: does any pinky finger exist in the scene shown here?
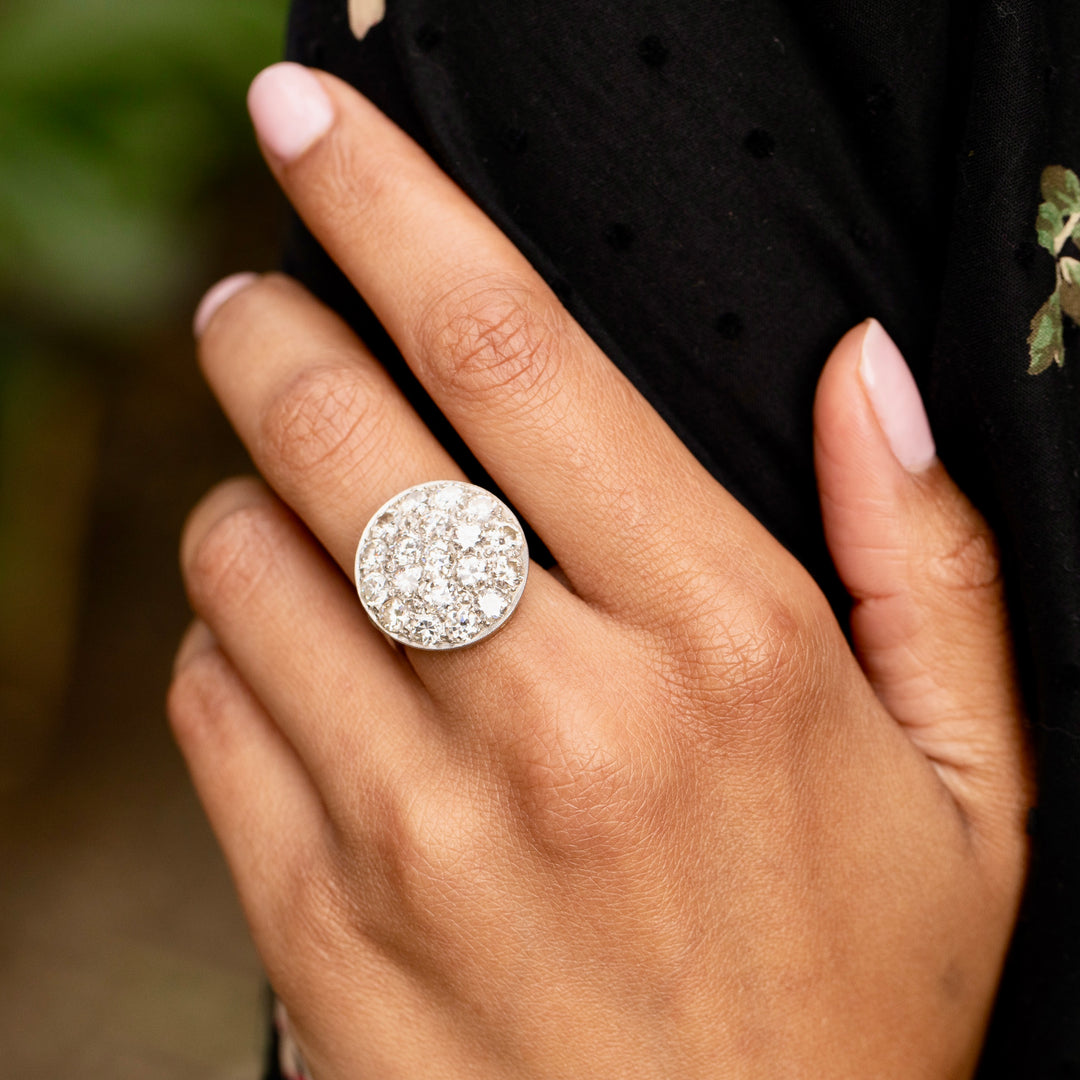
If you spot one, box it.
[168,621,334,959]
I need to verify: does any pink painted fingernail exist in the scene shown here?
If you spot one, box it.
[248,62,335,163]
[173,621,217,675]
[858,319,936,473]
[193,272,258,339]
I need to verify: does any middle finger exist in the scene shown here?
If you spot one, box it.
[247,64,777,621]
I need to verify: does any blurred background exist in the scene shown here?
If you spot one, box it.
[1,0,292,1074]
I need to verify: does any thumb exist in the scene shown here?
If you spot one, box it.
[814,319,1031,840]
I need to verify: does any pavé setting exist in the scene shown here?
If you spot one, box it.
[355,481,529,649]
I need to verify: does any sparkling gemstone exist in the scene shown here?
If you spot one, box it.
[481,525,523,558]
[425,541,452,576]
[422,509,451,537]
[432,485,463,509]
[423,576,454,607]
[370,513,398,542]
[455,522,482,549]
[393,537,421,566]
[492,555,520,589]
[449,604,480,640]
[394,565,422,595]
[466,493,496,521]
[360,572,389,607]
[356,481,527,648]
[478,591,507,619]
[456,555,487,587]
[412,613,442,647]
[358,541,387,571]
[381,598,409,633]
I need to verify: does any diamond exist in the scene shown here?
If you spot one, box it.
[432,485,463,509]
[394,565,422,595]
[466,493,496,521]
[355,481,528,649]
[478,591,506,619]
[360,572,389,607]
[393,537,421,566]
[480,525,523,558]
[370,513,398,542]
[358,541,387,571]
[422,576,454,607]
[455,522,482,549]
[449,604,480,641]
[492,555,520,589]
[456,555,487,587]
[425,541,452,576]
[381,598,409,633]
[412,613,442,647]
[422,509,451,538]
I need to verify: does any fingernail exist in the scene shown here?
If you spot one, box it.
[858,319,936,472]
[193,272,259,339]
[248,62,334,163]
[173,621,217,675]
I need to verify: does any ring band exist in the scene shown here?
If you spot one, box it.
[354,480,529,650]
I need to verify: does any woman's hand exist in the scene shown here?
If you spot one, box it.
[169,63,1031,1078]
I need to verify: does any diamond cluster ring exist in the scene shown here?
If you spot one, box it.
[354,481,529,650]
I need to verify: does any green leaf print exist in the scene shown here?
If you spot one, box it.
[1028,166,1080,373]
[1041,164,1080,215]
[1028,292,1064,375]
[1037,167,1080,255]
[1038,201,1064,253]
[1061,281,1080,324]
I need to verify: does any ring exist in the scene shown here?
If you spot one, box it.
[354,480,529,650]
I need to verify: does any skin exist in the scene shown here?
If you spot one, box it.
[170,68,1032,1079]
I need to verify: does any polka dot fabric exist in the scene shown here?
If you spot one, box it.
[270,2,1080,1076]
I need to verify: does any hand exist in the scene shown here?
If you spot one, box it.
[170,63,1031,1078]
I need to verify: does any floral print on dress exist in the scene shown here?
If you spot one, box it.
[1028,165,1080,373]
[348,0,385,39]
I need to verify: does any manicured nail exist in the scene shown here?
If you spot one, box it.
[248,62,334,163]
[858,319,936,472]
[193,272,258,339]
[173,621,217,675]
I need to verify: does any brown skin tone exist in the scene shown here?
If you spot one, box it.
[170,69,1031,1078]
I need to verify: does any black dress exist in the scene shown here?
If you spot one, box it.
[269,2,1080,1075]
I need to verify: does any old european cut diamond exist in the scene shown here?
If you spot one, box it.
[456,555,486,587]
[355,481,529,649]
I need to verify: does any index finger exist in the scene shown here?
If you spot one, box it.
[247,63,779,619]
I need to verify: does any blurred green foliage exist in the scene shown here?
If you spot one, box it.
[0,0,289,334]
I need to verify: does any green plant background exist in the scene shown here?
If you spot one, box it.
[0,0,288,332]
[1,1,293,1073]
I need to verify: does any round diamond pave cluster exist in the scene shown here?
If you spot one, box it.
[354,481,529,650]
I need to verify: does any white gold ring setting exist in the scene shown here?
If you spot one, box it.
[354,481,529,650]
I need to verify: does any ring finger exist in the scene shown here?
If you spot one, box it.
[194,272,602,711]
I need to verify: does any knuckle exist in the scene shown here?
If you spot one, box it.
[667,569,826,737]
[184,499,281,615]
[260,364,391,494]
[418,273,562,407]
[505,699,651,863]
[925,515,1002,596]
[360,779,495,941]
[270,863,365,980]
